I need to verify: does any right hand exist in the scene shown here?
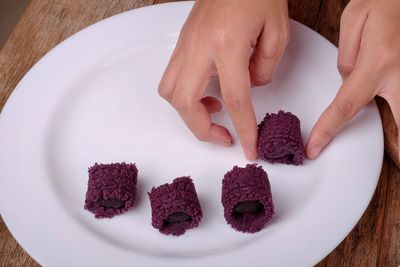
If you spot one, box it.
[158,0,290,160]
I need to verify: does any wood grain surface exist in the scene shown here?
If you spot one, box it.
[0,0,399,266]
[377,97,400,168]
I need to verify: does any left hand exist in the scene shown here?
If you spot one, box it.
[306,0,400,159]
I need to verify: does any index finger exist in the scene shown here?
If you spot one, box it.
[216,47,258,160]
[172,59,232,146]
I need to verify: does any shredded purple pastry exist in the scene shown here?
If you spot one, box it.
[148,177,203,236]
[257,110,304,165]
[221,164,274,233]
[84,162,138,218]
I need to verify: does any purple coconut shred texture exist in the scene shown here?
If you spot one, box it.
[221,164,274,233]
[258,110,304,165]
[148,177,203,236]
[84,162,138,219]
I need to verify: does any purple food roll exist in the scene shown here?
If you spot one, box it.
[84,162,138,219]
[148,177,203,236]
[258,110,304,165]
[221,164,274,233]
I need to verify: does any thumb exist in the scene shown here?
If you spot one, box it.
[306,69,376,159]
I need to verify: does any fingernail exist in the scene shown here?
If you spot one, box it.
[244,146,257,160]
[213,136,232,146]
[222,139,232,146]
[307,146,321,159]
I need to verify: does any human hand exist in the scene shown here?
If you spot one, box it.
[158,0,290,160]
[306,0,400,159]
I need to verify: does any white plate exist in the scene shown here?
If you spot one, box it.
[0,2,383,266]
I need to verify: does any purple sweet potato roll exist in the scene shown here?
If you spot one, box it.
[221,164,274,233]
[148,177,203,236]
[84,162,138,219]
[258,110,304,165]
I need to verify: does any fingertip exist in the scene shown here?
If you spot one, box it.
[237,127,258,160]
[243,143,258,160]
[244,148,257,160]
[306,144,322,160]
[306,130,329,160]
[306,108,341,160]
[306,128,334,159]
[250,74,272,87]
[210,124,232,146]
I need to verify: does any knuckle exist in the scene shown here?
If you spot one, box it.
[316,127,333,142]
[259,34,288,62]
[211,27,237,50]
[171,93,192,112]
[333,98,355,120]
[282,27,291,46]
[274,32,290,48]
[224,93,244,111]
[251,73,272,86]
[341,2,367,26]
[158,83,174,100]
[341,3,359,23]
[337,62,354,77]
[341,6,354,23]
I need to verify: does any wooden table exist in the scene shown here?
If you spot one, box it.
[0,0,399,266]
